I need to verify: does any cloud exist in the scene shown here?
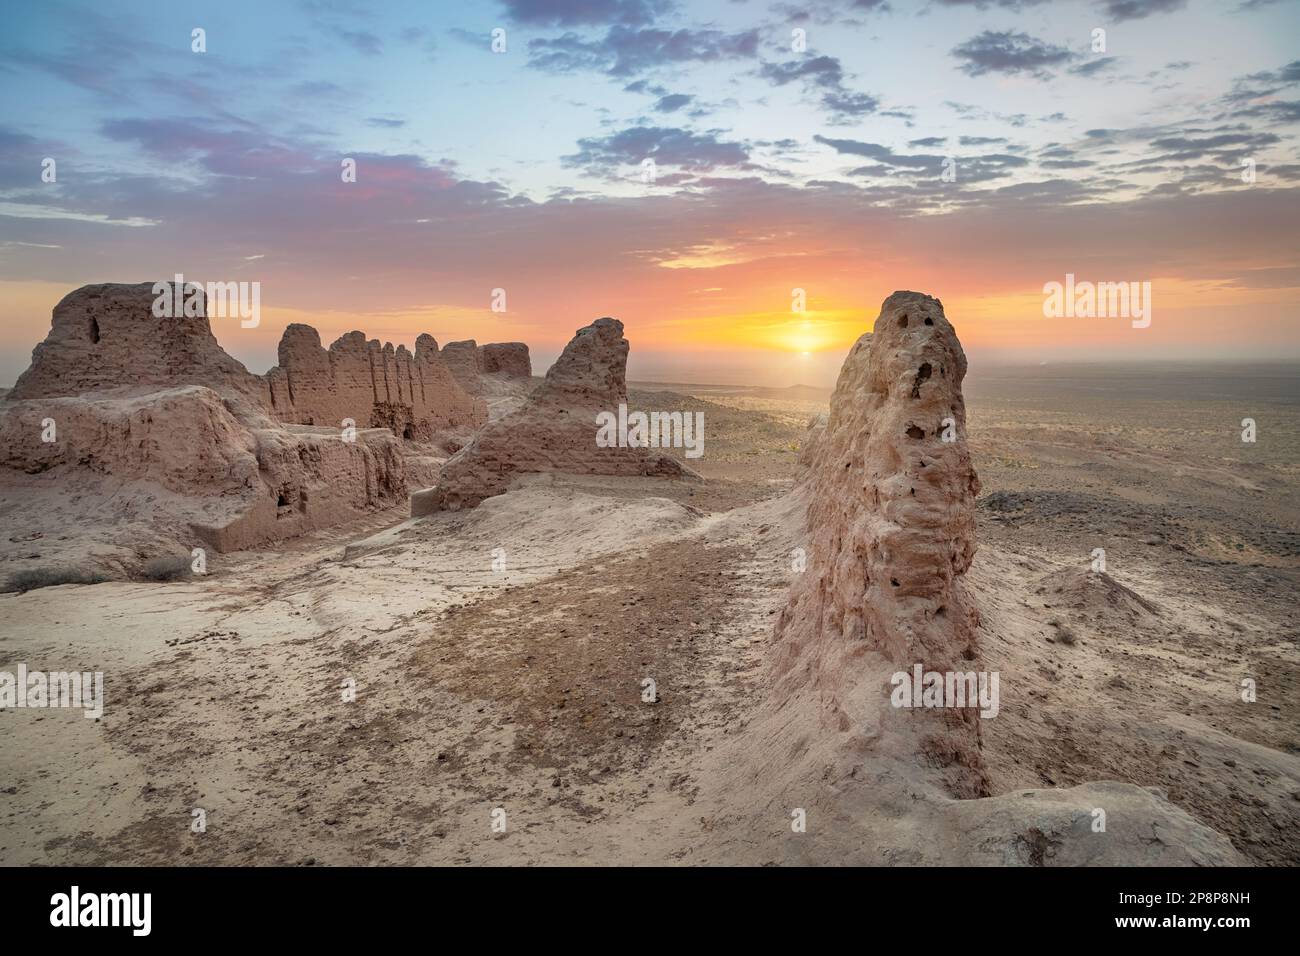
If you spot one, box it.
[822,91,881,119]
[500,0,669,26]
[528,25,758,76]
[1147,130,1281,161]
[653,93,694,112]
[291,80,347,98]
[564,126,751,174]
[951,31,1075,79]
[815,135,934,166]
[1100,0,1188,21]
[814,134,1030,185]
[1232,100,1300,124]
[5,104,1299,378]
[366,117,407,128]
[758,55,880,121]
[2,8,173,102]
[1071,56,1120,77]
[759,56,845,89]
[1220,60,1300,125]
[332,28,383,56]
[934,0,1051,7]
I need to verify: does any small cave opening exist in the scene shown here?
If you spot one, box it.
[924,317,934,326]
[89,317,100,344]
[910,362,932,398]
[897,313,908,328]
[402,423,415,440]
[277,493,290,507]
[906,424,925,440]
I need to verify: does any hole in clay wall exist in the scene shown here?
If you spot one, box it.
[911,362,932,398]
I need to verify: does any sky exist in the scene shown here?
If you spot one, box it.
[1,0,1298,387]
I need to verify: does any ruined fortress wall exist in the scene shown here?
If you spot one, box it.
[415,317,686,513]
[773,291,986,798]
[264,326,487,440]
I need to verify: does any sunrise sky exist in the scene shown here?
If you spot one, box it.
[2,0,1298,386]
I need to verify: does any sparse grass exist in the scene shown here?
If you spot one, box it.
[140,555,193,582]
[4,566,109,594]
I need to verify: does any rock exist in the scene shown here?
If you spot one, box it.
[415,317,689,513]
[950,781,1245,865]
[773,291,985,797]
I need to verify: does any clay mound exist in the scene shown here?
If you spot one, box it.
[773,291,985,797]
[414,317,688,513]
[11,282,266,411]
[1,386,260,490]
[1032,566,1162,623]
[0,385,405,557]
[263,325,486,440]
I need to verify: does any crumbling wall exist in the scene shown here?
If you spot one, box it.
[415,317,686,513]
[773,291,985,797]
[2,283,409,555]
[263,326,486,440]
[479,342,531,379]
[10,282,266,410]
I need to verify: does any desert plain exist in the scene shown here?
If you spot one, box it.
[0,289,1296,867]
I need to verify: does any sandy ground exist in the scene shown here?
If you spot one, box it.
[1,364,1296,865]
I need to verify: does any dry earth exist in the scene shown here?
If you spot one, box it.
[1,363,1296,865]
